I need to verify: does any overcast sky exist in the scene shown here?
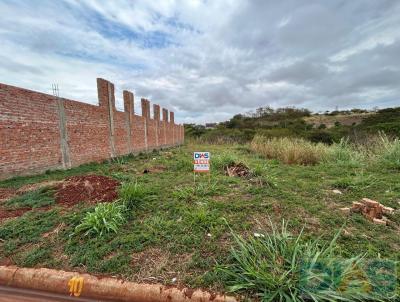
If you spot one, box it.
[0,1,399,124]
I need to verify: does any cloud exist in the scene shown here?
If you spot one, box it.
[0,0,399,124]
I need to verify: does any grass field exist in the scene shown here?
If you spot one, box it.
[0,142,399,299]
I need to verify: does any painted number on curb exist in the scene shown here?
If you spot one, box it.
[68,276,84,297]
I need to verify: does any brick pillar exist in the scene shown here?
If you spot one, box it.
[170,112,175,145]
[141,98,150,151]
[123,90,134,153]
[162,108,168,146]
[97,78,116,158]
[153,104,160,147]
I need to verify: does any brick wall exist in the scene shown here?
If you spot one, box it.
[0,78,184,180]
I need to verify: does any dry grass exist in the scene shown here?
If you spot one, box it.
[250,136,328,165]
[251,133,400,168]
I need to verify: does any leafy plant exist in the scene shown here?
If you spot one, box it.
[218,220,378,301]
[74,202,126,237]
[119,181,149,210]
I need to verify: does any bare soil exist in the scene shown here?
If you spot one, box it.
[55,175,120,206]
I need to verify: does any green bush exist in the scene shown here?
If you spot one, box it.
[375,135,400,170]
[74,202,126,237]
[218,220,376,301]
[308,130,334,144]
[323,138,363,167]
[170,156,193,172]
[212,152,239,171]
[119,182,148,210]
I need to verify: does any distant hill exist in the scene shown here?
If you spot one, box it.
[304,112,374,128]
[185,106,399,144]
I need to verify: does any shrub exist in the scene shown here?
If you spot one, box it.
[308,130,334,144]
[251,136,327,165]
[374,134,400,170]
[212,152,239,170]
[323,138,363,167]
[218,220,376,301]
[119,181,148,210]
[74,202,126,237]
[169,156,193,172]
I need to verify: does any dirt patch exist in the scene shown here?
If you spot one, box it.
[0,207,31,219]
[0,205,53,221]
[0,181,63,204]
[0,188,17,203]
[55,175,119,206]
[130,248,193,284]
[17,180,63,195]
[225,163,250,177]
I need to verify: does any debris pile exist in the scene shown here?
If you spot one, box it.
[55,175,119,206]
[225,163,250,177]
[340,198,395,225]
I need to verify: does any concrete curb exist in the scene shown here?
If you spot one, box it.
[0,266,237,302]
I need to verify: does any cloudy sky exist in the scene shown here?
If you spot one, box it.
[0,1,399,123]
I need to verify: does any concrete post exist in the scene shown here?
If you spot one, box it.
[153,104,160,147]
[123,90,134,153]
[97,78,116,158]
[141,98,150,151]
[56,98,71,169]
[162,108,168,146]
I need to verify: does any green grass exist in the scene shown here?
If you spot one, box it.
[217,220,392,301]
[6,187,55,209]
[0,143,399,298]
[119,181,151,210]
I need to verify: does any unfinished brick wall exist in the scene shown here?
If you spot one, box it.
[0,78,184,180]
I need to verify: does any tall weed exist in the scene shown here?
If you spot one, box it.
[251,136,327,165]
[373,133,400,169]
[119,181,150,210]
[323,138,363,167]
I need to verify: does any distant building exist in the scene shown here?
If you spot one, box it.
[205,123,217,129]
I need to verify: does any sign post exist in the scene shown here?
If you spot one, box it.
[193,151,210,184]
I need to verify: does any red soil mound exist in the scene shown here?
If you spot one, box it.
[55,175,119,206]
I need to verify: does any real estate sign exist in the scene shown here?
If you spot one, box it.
[193,151,210,172]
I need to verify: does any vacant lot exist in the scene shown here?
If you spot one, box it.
[0,142,399,298]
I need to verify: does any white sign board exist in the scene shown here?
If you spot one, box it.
[193,152,210,173]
